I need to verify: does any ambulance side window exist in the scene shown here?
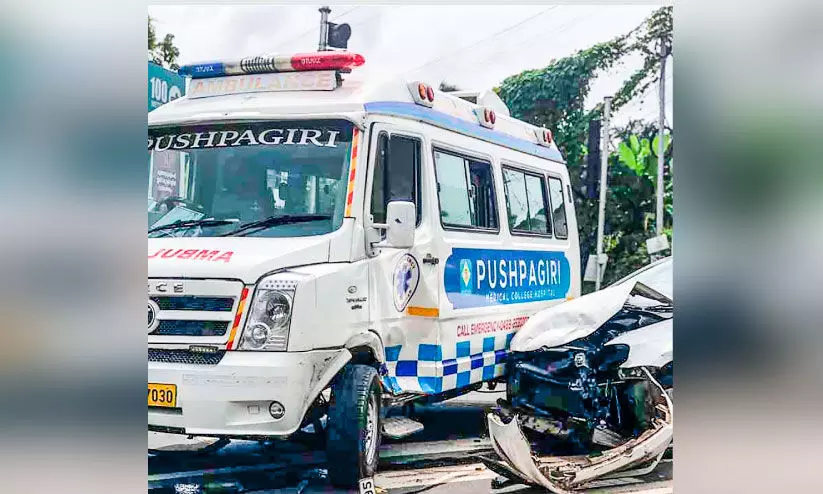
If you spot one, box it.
[502,166,551,236]
[433,148,498,231]
[370,132,422,225]
[547,176,568,239]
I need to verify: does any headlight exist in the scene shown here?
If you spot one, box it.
[238,278,297,351]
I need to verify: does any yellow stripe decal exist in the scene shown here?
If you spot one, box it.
[407,306,440,318]
[226,287,249,350]
[344,127,360,217]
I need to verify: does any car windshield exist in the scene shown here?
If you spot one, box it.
[147,120,353,238]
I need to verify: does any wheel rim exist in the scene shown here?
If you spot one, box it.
[363,393,378,465]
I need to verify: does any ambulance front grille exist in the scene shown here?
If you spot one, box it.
[151,320,229,337]
[151,296,234,312]
[148,279,245,341]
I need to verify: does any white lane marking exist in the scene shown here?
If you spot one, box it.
[374,463,497,490]
[379,438,492,463]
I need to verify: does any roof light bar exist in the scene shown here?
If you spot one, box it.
[179,52,365,79]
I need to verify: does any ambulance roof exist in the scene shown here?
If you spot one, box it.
[149,70,564,164]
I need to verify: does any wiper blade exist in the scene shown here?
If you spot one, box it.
[148,218,238,234]
[221,214,332,237]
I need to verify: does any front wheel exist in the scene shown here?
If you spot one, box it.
[325,364,382,487]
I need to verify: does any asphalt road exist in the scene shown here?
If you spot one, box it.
[148,389,673,494]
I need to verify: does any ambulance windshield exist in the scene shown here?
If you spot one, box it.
[147,120,353,238]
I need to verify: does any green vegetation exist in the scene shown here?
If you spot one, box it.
[495,7,673,288]
[148,17,181,71]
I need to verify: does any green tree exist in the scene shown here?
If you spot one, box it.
[148,17,181,71]
[439,81,461,92]
[148,17,157,52]
[495,7,673,289]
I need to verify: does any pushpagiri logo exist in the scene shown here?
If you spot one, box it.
[393,254,420,312]
[459,259,472,293]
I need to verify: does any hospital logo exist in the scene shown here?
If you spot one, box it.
[393,253,420,312]
[459,259,472,293]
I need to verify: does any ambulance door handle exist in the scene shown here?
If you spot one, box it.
[423,253,440,266]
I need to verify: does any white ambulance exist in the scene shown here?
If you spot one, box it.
[147,51,580,486]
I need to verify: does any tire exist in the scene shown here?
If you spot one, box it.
[326,364,382,487]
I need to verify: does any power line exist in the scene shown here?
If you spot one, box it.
[453,10,597,82]
[403,6,559,76]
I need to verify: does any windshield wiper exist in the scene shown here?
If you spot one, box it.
[148,218,239,234]
[221,214,332,237]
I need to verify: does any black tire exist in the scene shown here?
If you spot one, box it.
[326,364,382,487]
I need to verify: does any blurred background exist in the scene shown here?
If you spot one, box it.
[0,0,821,492]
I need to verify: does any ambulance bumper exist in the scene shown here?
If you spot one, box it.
[147,348,350,437]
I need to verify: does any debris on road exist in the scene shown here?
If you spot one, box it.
[484,259,673,492]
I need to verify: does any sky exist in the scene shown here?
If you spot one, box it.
[148,4,672,127]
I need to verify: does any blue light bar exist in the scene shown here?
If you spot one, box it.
[178,62,228,78]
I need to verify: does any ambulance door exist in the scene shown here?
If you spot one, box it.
[430,142,510,393]
[364,124,441,395]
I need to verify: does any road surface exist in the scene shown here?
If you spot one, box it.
[148,389,673,493]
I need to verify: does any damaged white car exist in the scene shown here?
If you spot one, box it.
[483,257,673,493]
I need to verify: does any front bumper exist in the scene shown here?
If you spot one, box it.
[148,348,350,437]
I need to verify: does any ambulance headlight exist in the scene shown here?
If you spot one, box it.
[238,278,296,352]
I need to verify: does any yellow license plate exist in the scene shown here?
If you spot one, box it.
[148,383,177,408]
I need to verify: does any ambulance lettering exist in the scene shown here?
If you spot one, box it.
[444,248,571,309]
[148,127,339,150]
[148,249,234,263]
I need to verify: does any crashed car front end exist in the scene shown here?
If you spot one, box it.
[484,275,673,492]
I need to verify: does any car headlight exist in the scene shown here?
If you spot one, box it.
[238,278,297,351]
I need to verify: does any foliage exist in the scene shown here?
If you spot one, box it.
[439,81,461,92]
[601,130,673,285]
[495,7,673,290]
[148,17,181,71]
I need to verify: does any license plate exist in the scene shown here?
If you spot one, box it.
[148,383,177,408]
[358,478,376,494]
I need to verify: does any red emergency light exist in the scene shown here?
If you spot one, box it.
[288,52,366,72]
[534,127,553,147]
[475,106,496,129]
[474,106,497,129]
[409,81,435,107]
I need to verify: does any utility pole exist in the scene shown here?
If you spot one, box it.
[318,6,331,51]
[655,38,667,238]
[595,96,612,291]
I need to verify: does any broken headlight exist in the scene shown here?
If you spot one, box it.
[617,367,645,379]
[595,344,630,373]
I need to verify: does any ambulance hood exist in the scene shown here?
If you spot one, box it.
[148,236,330,283]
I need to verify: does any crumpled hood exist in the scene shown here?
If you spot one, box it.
[148,236,330,283]
[510,281,636,352]
[606,318,673,368]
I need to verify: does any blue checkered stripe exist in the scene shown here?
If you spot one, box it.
[381,332,515,395]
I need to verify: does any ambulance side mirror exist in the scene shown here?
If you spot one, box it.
[385,201,416,248]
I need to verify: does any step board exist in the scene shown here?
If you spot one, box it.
[382,416,425,439]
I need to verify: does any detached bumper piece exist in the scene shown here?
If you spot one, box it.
[483,369,673,493]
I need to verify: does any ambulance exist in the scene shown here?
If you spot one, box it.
[147,51,580,486]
